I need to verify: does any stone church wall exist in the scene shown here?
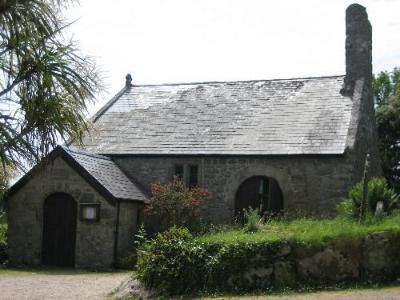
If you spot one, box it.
[113,154,357,223]
[7,156,116,269]
[116,201,141,265]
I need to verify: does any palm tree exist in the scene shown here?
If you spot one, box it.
[0,0,101,170]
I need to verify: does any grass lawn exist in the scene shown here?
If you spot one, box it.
[197,213,400,245]
[194,282,400,299]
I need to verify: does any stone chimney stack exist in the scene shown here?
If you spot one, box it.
[341,4,372,96]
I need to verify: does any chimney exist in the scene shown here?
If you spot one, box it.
[125,73,133,88]
[341,4,372,96]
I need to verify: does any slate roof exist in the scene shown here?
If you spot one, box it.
[77,75,353,155]
[6,146,147,202]
[62,147,147,201]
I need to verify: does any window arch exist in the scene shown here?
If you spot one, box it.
[234,176,283,221]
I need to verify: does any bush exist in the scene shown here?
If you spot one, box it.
[137,226,294,295]
[145,178,209,232]
[337,177,399,220]
[0,224,7,264]
[137,226,209,295]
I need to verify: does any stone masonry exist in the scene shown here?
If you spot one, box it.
[113,155,353,223]
[7,156,141,269]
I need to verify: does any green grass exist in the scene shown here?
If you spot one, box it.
[196,284,400,299]
[197,213,400,245]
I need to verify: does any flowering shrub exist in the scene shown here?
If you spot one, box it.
[145,178,209,232]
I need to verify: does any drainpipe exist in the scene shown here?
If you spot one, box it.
[113,199,121,268]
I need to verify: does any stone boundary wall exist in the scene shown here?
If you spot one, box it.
[138,230,400,295]
[219,231,400,290]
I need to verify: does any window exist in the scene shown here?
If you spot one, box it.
[174,164,184,179]
[188,165,198,188]
[234,176,283,222]
[173,163,200,187]
[80,203,100,221]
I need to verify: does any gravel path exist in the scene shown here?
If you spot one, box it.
[3,269,400,300]
[0,269,130,300]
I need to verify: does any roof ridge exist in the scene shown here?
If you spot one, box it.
[91,86,128,122]
[61,146,112,161]
[129,74,345,88]
[88,74,345,126]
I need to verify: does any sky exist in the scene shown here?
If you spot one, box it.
[67,0,400,114]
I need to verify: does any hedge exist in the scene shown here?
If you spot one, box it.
[137,227,306,295]
[137,216,400,296]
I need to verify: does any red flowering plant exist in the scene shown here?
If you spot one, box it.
[145,178,209,232]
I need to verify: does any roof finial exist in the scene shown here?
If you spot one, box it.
[125,73,133,88]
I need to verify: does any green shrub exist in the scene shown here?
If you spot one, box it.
[337,177,399,219]
[368,177,399,212]
[136,225,289,295]
[137,226,209,295]
[0,224,7,264]
[145,178,209,232]
[243,207,261,233]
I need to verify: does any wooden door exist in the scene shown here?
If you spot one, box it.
[42,193,77,267]
[235,176,262,220]
[235,176,283,222]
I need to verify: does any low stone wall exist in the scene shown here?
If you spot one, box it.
[138,230,400,295]
[223,231,400,290]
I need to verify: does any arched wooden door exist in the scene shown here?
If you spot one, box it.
[42,193,77,267]
[234,176,283,221]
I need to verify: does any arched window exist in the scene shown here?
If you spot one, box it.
[234,176,283,221]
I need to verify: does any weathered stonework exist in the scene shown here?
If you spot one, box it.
[113,151,368,223]
[7,156,140,269]
[297,248,359,283]
[361,231,400,279]
[117,201,141,261]
[184,231,400,292]
[273,261,296,287]
[342,4,381,179]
